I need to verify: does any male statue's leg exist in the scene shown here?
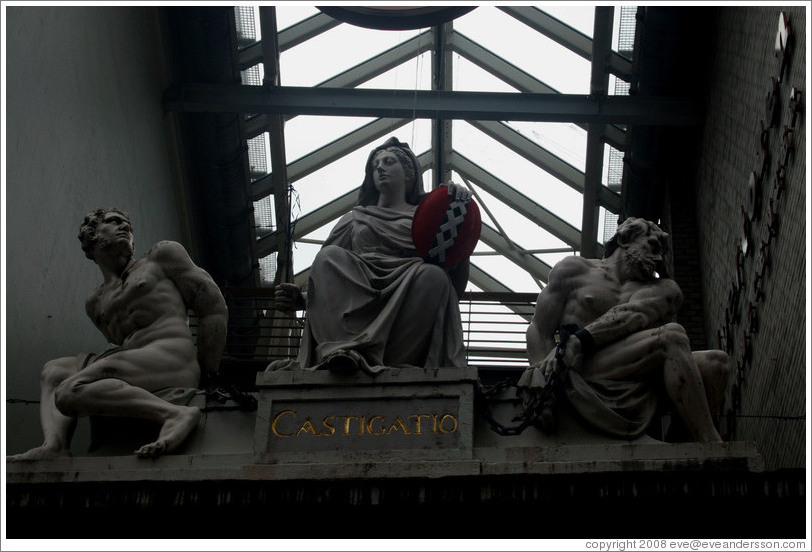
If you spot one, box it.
[658,324,723,442]
[54,376,200,458]
[52,346,201,459]
[8,356,83,461]
[693,350,733,419]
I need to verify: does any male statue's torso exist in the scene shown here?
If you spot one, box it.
[86,247,194,351]
[561,257,675,330]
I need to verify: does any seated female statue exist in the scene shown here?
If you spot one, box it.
[273,137,471,373]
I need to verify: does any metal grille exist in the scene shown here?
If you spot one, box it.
[247,133,268,179]
[617,6,637,56]
[234,6,257,49]
[190,290,536,373]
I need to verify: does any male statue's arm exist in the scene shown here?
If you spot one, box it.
[152,241,228,377]
[564,278,684,369]
[526,258,575,366]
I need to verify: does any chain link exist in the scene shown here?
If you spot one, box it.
[474,325,580,436]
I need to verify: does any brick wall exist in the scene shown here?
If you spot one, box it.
[692,7,806,470]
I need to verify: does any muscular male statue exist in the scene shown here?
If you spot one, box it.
[522,217,730,442]
[8,207,228,460]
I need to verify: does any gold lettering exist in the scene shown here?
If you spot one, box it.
[341,416,357,435]
[387,417,411,435]
[321,416,336,436]
[439,414,458,433]
[409,414,432,435]
[271,410,296,437]
[366,415,386,435]
[297,419,319,436]
[273,411,459,438]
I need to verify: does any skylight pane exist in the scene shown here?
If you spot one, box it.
[453,55,520,93]
[276,6,319,31]
[460,179,571,253]
[454,121,583,231]
[544,6,595,38]
[505,121,587,172]
[454,6,591,95]
[284,115,377,163]
[356,52,433,91]
[470,256,541,293]
[290,148,368,217]
[280,25,422,87]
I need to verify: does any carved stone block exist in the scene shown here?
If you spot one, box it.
[253,367,478,464]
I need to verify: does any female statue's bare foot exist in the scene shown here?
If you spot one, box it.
[8,445,72,462]
[135,406,201,459]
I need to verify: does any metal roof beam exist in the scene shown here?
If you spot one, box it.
[243,31,434,140]
[468,264,515,294]
[466,120,621,214]
[432,22,454,187]
[581,6,615,259]
[251,117,412,200]
[165,84,700,126]
[453,152,581,249]
[479,223,552,283]
[499,6,632,81]
[450,30,625,152]
[450,30,626,151]
[467,119,583,195]
[258,6,293,283]
[238,12,341,69]
[318,30,434,89]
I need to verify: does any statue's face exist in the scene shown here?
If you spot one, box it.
[93,211,134,257]
[624,230,666,280]
[371,150,407,198]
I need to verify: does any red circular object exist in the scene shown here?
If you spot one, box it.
[411,187,482,268]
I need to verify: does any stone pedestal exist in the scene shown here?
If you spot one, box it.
[252,366,479,465]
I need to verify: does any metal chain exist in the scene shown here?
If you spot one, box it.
[474,324,579,436]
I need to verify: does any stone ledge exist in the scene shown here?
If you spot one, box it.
[6,441,762,484]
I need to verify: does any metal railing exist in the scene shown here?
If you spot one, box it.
[190,289,536,376]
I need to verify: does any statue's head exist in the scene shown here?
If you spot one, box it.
[604,217,671,278]
[78,207,133,260]
[357,137,425,207]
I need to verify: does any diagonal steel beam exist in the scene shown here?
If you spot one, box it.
[318,30,434,89]
[238,12,342,70]
[479,223,552,283]
[256,151,434,258]
[251,117,412,200]
[499,6,632,81]
[468,263,515,294]
[244,31,434,140]
[450,30,626,151]
[466,119,621,214]
[453,152,582,249]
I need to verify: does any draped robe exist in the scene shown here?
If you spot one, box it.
[296,205,467,372]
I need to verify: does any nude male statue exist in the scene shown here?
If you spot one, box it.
[8,207,228,460]
[522,217,731,442]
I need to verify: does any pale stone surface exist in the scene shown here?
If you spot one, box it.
[7,208,228,462]
[272,137,472,373]
[523,217,732,442]
[6,366,763,485]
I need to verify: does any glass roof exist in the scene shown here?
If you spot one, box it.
[241,5,633,294]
